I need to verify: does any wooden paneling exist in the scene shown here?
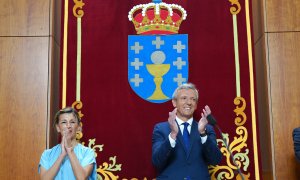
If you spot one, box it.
[265,0,300,32]
[53,0,62,45]
[254,34,273,179]
[252,0,264,43]
[267,32,300,179]
[0,0,50,36]
[47,0,61,149]
[262,171,273,180]
[254,0,300,179]
[0,0,60,179]
[0,37,49,179]
[48,37,60,148]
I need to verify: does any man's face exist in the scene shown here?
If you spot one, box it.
[172,89,198,121]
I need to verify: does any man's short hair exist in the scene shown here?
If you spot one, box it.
[172,83,199,101]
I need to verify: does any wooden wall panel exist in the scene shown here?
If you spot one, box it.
[254,34,273,180]
[252,0,273,179]
[46,0,61,149]
[252,0,264,43]
[253,0,300,179]
[267,32,300,179]
[48,37,60,148]
[0,0,50,36]
[0,37,49,179]
[53,0,62,45]
[265,0,300,32]
[0,0,60,179]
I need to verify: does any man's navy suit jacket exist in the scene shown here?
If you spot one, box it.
[293,127,300,162]
[152,120,222,180]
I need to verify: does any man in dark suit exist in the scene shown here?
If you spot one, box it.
[152,83,222,180]
[293,127,300,162]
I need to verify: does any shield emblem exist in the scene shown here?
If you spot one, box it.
[128,34,188,103]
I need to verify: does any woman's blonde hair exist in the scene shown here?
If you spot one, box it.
[53,107,81,127]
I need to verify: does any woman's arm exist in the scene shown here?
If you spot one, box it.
[39,154,65,180]
[67,148,94,180]
[40,140,67,180]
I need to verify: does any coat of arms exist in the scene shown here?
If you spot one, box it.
[128,0,188,103]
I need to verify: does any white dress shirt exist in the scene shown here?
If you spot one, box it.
[169,116,207,147]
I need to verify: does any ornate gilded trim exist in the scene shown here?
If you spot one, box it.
[71,101,84,140]
[228,0,241,15]
[73,0,85,18]
[62,0,69,108]
[85,138,122,180]
[245,0,260,178]
[234,97,246,126]
[209,97,250,179]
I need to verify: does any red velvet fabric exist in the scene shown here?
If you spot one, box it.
[61,0,260,178]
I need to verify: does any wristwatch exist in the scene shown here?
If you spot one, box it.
[200,131,207,137]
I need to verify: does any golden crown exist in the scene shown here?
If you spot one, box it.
[128,1,187,35]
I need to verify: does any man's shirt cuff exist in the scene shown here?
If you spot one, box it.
[168,134,176,148]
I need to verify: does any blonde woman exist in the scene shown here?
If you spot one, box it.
[38,107,97,180]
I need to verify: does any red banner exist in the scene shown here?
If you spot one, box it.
[60,0,260,179]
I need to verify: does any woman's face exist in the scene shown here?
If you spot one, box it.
[56,113,80,140]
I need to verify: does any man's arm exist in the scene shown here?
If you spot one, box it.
[152,109,179,170]
[202,125,222,165]
[197,106,222,165]
[293,128,300,162]
[152,123,174,170]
